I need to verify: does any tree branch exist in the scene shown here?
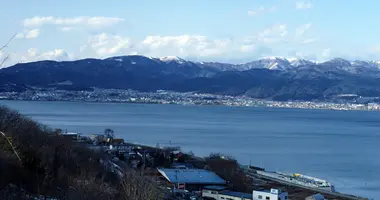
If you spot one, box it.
[0,34,16,52]
[0,131,22,163]
[0,34,16,68]
[0,53,11,68]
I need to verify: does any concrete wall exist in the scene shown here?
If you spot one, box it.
[218,194,252,200]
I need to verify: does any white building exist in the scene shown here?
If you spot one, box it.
[252,189,288,200]
[202,186,252,200]
[202,186,227,199]
[202,187,288,200]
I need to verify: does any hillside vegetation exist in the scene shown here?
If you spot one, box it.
[0,106,163,200]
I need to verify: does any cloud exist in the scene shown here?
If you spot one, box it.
[25,29,40,39]
[79,34,236,60]
[20,48,69,62]
[1,48,70,67]
[40,49,69,61]
[141,35,231,58]
[295,23,312,37]
[240,44,256,53]
[27,48,38,57]
[15,29,40,39]
[296,2,312,10]
[79,24,296,61]
[321,48,331,58]
[23,16,125,28]
[82,33,131,57]
[3,20,323,66]
[248,6,277,16]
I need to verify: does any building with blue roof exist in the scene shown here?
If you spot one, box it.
[157,168,226,191]
[157,168,225,184]
[203,185,229,191]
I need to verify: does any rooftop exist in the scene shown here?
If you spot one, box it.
[62,132,78,135]
[254,189,287,195]
[203,185,228,191]
[220,191,252,199]
[157,168,226,184]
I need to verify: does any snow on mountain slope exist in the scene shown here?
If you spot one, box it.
[239,57,293,70]
[104,55,380,76]
[289,58,316,67]
[158,56,186,64]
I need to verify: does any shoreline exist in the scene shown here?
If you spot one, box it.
[0,98,379,112]
[114,141,372,200]
[115,141,369,200]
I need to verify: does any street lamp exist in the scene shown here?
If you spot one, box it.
[0,131,22,162]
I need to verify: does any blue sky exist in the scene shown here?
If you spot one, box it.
[1,0,380,66]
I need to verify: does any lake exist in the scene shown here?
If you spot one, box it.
[0,100,379,199]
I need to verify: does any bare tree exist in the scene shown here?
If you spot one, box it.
[104,128,115,139]
[119,171,163,200]
[0,34,16,68]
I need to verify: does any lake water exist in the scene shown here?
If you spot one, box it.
[0,100,379,199]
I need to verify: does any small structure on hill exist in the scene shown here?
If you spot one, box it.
[61,132,79,141]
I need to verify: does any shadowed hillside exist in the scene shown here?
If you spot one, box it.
[0,106,163,200]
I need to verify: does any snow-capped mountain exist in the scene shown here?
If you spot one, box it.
[4,55,380,101]
[158,56,186,64]
[201,57,380,76]
[238,57,292,70]
[289,58,316,67]
[104,55,380,75]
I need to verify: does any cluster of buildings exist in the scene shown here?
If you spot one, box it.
[2,88,380,111]
[156,163,289,200]
[60,131,341,200]
[156,166,328,200]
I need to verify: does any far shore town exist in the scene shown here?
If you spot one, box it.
[1,88,380,111]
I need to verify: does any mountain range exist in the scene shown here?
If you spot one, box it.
[2,55,380,101]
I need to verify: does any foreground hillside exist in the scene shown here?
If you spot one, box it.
[0,106,162,200]
[2,56,380,101]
